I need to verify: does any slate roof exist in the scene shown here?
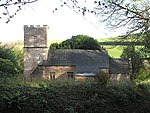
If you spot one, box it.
[109,58,129,74]
[43,49,109,73]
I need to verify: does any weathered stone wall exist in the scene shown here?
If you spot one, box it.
[110,74,130,81]
[24,25,48,76]
[43,66,75,79]
[75,76,95,81]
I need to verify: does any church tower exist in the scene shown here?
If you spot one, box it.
[24,25,48,76]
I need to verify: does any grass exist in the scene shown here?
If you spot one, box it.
[98,38,145,58]
[103,45,125,58]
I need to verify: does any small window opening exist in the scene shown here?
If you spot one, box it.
[38,55,43,65]
[49,72,55,80]
[67,72,74,79]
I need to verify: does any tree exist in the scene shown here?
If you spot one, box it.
[1,0,150,33]
[121,46,143,76]
[0,0,38,23]
[54,0,150,56]
[93,0,150,57]
[94,0,150,33]
[52,0,149,32]
[1,0,149,54]
[1,0,150,34]
[50,35,101,50]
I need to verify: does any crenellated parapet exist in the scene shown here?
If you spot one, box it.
[24,25,49,48]
[24,25,49,29]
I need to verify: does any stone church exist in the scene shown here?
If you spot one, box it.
[24,25,130,80]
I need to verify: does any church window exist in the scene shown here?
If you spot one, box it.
[67,72,74,79]
[49,72,55,80]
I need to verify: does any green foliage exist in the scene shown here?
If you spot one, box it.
[49,42,59,49]
[0,43,23,75]
[0,58,19,75]
[136,69,150,81]
[50,35,101,50]
[141,32,150,58]
[0,78,150,113]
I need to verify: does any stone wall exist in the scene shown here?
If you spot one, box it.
[43,66,75,79]
[24,48,48,76]
[75,76,95,81]
[110,74,130,81]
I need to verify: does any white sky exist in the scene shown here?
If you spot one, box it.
[0,0,125,42]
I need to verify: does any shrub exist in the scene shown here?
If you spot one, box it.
[0,43,23,74]
[135,68,150,82]
[95,71,110,85]
[0,79,150,113]
[0,58,18,75]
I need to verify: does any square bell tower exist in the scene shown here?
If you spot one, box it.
[24,25,49,76]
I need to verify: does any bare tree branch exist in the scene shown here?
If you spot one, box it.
[0,0,39,23]
[0,0,38,7]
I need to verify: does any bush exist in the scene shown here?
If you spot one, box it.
[0,58,18,75]
[0,43,23,74]
[95,71,110,85]
[1,79,149,113]
[136,69,150,81]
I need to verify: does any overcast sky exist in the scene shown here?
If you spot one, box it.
[0,0,125,42]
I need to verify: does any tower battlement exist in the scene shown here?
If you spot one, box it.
[24,25,49,48]
[24,25,49,29]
